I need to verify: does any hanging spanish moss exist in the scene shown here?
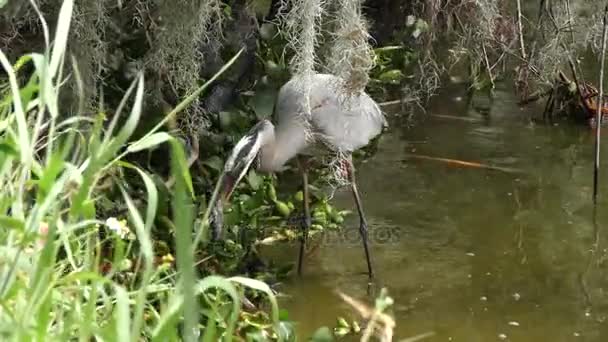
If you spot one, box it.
[70,0,111,111]
[0,0,114,112]
[278,0,325,138]
[146,0,224,137]
[326,0,375,98]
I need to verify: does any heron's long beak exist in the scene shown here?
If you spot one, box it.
[218,173,238,202]
[208,122,267,239]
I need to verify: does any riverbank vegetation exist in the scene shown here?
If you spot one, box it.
[1,0,607,340]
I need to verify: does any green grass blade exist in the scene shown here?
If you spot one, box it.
[114,285,132,342]
[49,0,73,79]
[0,50,30,164]
[126,132,172,153]
[197,276,241,342]
[229,276,281,335]
[170,138,197,341]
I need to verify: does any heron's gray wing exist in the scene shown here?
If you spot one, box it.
[310,91,386,152]
[274,73,386,153]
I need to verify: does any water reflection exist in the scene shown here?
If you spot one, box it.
[268,83,608,341]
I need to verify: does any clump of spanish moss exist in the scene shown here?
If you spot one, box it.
[145,0,224,137]
[0,0,114,113]
[278,0,325,127]
[326,0,375,99]
[70,0,111,111]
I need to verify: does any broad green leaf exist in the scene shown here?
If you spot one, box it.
[248,85,277,120]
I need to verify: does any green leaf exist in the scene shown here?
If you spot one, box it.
[126,132,172,153]
[198,276,241,340]
[81,200,96,220]
[0,216,25,230]
[29,52,59,119]
[168,139,194,198]
[49,0,74,78]
[114,285,131,342]
[378,69,404,84]
[114,73,144,146]
[203,156,224,172]
[0,143,17,156]
[120,186,153,263]
[229,276,280,333]
[0,50,30,164]
[151,294,183,340]
[246,169,263,191]
[171,137,197,341]
[36,152,65,202]
[248,85,277,120]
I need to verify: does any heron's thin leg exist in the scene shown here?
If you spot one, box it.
[297,155,311,276]
[346,156,374,280]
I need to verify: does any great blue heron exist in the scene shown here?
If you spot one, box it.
[212,73,386,279]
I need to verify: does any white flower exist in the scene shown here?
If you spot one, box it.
[105,217,131,239]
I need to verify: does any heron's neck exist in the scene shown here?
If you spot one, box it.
[257,121,306,172]
[258,128,278,172]
[257,147,274,173]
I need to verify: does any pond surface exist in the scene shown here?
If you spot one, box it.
[267,80,608,341]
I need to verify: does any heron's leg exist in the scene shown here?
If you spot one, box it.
[346,156,374,280]
[297,155,311,276]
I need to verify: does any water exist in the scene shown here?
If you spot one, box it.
[265,80,608,341]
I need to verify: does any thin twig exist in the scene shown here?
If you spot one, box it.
[516,0,527,59]
[593,4,608,204]
[481,42,495,90]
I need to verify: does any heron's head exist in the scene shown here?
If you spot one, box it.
[218,119,274,202]
[208,120,274,239]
